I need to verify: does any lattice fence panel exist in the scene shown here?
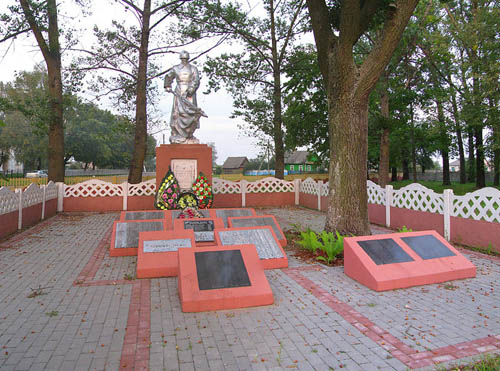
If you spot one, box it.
[320,182,329,197]
[64,179,123,198]
[367,180,386,205]
[246,177,294,193]
[0,187,19,215]
[212,178,241,194]
[453,187,500,223]
[129,179,156,196]
[392,183,444,214]
[300,177,318,195]
[22,183,44,208]
[46,181,58,200]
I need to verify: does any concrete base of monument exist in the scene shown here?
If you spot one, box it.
[137,230,195,278]
[173,217,224,247]
[214,226,288,270]
[228,214,287,247]
[344,230,476,291]
[178,244,274,312]
[109,219,167,257]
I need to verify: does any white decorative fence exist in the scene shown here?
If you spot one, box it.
[0,181,58,231]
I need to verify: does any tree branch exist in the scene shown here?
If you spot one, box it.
[19,0,50,61]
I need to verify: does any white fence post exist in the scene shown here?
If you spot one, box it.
[41,185,46,220]
[443,189,453,241]
[16,189,22,230]
[122,182,128,211]
[294,179,300,206]
[241,180,247,207]
[56,182,64,212]
[317,180,322,211]
[385,185,393,228]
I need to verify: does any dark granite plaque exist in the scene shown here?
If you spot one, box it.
[401,235,456,260]
[172,210,210,219]
[114,221,164,249]
[195,250,251,290]
[358,238,414,265]
[230,217,283,240]
[184,220,215,242]
[124,211,164,220]
[216,209,253,227]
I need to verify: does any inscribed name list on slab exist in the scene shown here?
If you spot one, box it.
[171,159,197,190]
[125,211,164,221]
[230,217,284,240]
[114,221,164,249]
[358,238,414,265]
[216,209,254,227]
[195,250,251,290]
[184,220,215,242]
[143,238,192,253]
[401,235,456,260]
[218,229,283,259]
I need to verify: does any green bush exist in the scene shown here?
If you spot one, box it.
[297,229,345,264]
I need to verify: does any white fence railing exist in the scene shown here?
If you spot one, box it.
[0,181,58,230]
[3,177,500,241]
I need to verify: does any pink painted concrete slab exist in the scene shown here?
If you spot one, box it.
[227,214,287,247]
[178,244,274,312]
[344,230,476,291]
[137,230,195,278]
[173,217,224,247]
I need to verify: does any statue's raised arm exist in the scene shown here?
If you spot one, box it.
[165,51,207,144]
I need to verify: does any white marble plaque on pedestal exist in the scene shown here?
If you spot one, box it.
[171,159,197,190]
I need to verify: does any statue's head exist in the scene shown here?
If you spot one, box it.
[179,51,189,60]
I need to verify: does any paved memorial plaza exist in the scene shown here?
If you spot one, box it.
[0,208,499,370]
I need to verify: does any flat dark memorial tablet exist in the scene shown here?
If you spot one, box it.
[216,209,254,227]
[402,235,456,260]
[184,220,215,242]
[125,211,164,220]
[230,217,284,240]
[358,238,414,265]
[195,250,251,290]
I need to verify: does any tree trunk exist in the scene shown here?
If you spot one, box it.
[410,104,417,182]
[402,156,410,181]
[436,99,450,186]
[467,127,475,182]
[475,126,485,188]
[20,0,65,182]
[326,98,370,235]
[128,0,151,184]
[378,89,390,188]
[269,0,285,180]
[451,88,466,183]
[392,166,398,181]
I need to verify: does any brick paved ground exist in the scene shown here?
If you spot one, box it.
[0,208,499,370]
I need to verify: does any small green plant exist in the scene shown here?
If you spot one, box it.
[366,303,377,307]
[27,286,49,298]
[297,229,322,254]
[123,273,135,281]
[316,231,344,264]
[46,311,58,317]
[398,225,413,233]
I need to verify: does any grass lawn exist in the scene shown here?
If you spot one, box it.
[389,180,500,195]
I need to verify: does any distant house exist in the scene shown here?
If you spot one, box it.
[449,159,493,172]
[222,157,249,174]
[285,151,321,173]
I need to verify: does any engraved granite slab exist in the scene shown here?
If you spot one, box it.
[230,217,284,240]
[114,221,164,249]
[358,238,414,265]
[218,229,283,259]
[143,238,192,253]
[171,159,197,190]
[125,211,164,221]
[184,220,215,242]
[195,250,251,290]
[172,210,210,219]
[401,235,456,260]
[216,209,254,227]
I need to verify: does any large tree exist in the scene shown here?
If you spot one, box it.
[1,0,65,181]
[306,0,419,235]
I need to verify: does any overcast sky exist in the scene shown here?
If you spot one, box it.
[0,1,268,165]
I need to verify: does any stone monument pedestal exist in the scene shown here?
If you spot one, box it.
[156,144,212,190]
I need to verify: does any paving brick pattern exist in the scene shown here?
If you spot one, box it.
[0,208,499,370]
